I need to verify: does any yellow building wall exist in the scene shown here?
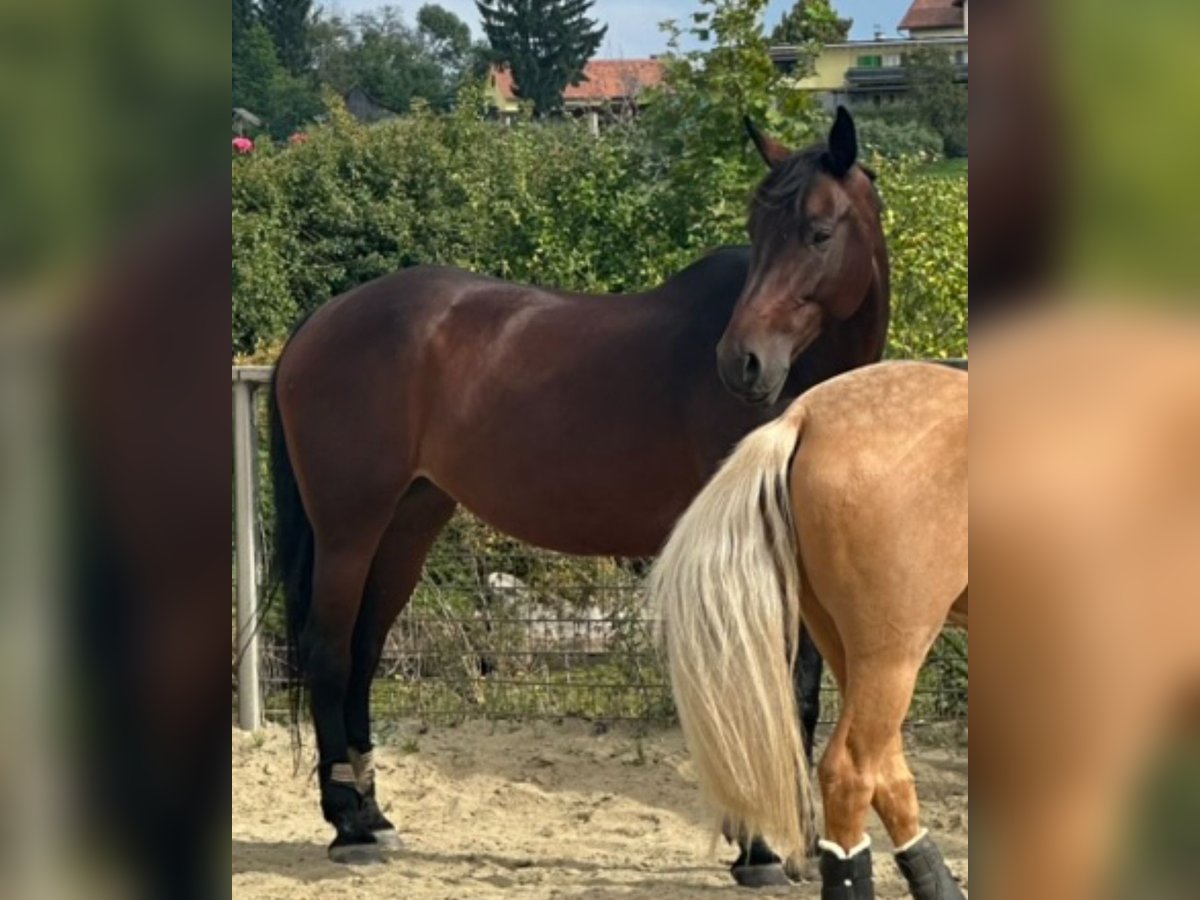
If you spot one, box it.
[797,46,859,91]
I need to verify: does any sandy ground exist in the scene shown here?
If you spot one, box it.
[233,721,967,899]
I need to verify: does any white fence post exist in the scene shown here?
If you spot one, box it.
[233,376,261,730]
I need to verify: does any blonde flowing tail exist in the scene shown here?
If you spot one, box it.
[649,407,811,859]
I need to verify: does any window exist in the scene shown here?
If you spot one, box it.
[883,54,902,67]
[856,55,882,68]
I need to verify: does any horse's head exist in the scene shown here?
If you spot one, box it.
[717,107,885,405]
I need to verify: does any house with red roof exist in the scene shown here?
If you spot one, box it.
[900,0,967,38]
[487,59,665,131]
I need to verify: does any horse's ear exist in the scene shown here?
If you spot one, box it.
[826,106,858,177]
[744,117,791,168]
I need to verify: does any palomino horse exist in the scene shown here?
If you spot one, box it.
[270,108,889,873]
[652,361,967,900]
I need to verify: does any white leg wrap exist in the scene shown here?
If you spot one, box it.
[329,762,358,787]
[894,828,929,854]
[349,748,375,792]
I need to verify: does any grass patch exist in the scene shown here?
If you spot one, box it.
[919,157,968,179]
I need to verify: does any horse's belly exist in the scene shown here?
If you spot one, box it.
[421,454,691,557]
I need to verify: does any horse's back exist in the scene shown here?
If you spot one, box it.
[792,361,966,466]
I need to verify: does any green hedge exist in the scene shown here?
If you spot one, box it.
[855,119,944,162]
[233,100,966,361]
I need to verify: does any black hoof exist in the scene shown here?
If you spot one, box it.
[783,853,816,882]
[731,862,792,888]
[371,828,404,852]
[326,840,381,868]
[328,834,383,865]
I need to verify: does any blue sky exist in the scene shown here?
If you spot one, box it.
[325,0,913,58]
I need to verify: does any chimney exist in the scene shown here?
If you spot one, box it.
[874,24,885,41]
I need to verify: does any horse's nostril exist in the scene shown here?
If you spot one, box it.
[743,353,762,385]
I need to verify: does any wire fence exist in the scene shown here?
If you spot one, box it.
[251,515,968,727]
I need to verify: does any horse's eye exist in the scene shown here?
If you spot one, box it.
[811,228,833,246]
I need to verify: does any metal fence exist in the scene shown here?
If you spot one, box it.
[233,364,968,730]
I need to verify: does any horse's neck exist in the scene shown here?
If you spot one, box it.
[785,251,890,393]
[661,247,750,342]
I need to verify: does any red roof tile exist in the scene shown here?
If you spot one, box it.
[899,0,964,31]
[493,59,665,104]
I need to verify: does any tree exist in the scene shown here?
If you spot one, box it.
[259,0,315,75]
[417,5,491,94]
[771,0,851,47]
[233,22,285,116]
[418,4,471,65]
[476,0,607,116]
[233,21,322,138]
[904,45,968,157]
[310,7,477,113]
[641,0,819,247]
[233,0,257,43]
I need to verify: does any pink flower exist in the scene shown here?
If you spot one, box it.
[289,132,308,145]
[232,136,254,155]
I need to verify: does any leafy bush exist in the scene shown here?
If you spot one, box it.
[233,93,696,357]
[855,118,944,162]
[876,159,968,359]
[233,93,966,362]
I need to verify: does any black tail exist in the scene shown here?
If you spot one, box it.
[269,361,313,735]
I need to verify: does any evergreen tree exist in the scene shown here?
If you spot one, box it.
[233,0,257,40]
[259,0,314,75]
[233,21,284,115]
[233,21,322,138]
[476,0,607,116]
[771,0,851,45]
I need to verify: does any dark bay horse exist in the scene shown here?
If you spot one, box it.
[269,108,890,877]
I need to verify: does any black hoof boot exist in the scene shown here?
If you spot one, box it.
[894,832,964,900]
[731,837,792,888]
[818,838,874,900]
[349,749,403,852]
[328,829,383,865]
[359,788,403,852]
[322,772,382,865]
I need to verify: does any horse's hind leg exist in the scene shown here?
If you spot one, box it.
[818,652,963,900]
[343,480,457,848]
[872,734,964,900]
[815,651,922,899]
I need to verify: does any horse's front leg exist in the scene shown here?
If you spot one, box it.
[725,821,792,888]
[795,626,825,765]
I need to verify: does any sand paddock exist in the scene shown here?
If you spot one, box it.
[232,722,967,899]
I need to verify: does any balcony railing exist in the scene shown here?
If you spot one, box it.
[846,63,968,87]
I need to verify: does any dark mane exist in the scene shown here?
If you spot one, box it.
[753,144,831,216]
[751,143,881,230]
